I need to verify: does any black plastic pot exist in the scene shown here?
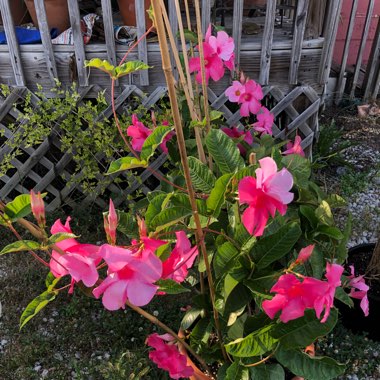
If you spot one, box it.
[338,243,380,341]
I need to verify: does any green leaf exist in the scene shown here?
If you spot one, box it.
[19,290,57,330]
[140,126,173,161]
[188,156,216,192]
[145,193,168,228]
[315,200,334,226]
[4,194,43,220]
[0,240,41,255]
[107,156,147,174]
[150,207,192,232]
[181,308,202,330]
[225,362,249,380]
[225,325,277,358]
[48,232,78,244]
[336,213,351,263]
[207,174,233,217]
[85,59,151,79]
[114,61,151,78]
[275,346,345,380]
[335,287,354,308]
[45,272,60,290]
[249,364,285,379]
[314,225,343,240]
[299,205,318,229]
[271,309,338,349]
[281,155,311,188]
[214,241,239,278]
[245,272,278,294]
[325,194,346,208]
[117,211,139,239]
[180,29,198,43]
[251,223,302,269]
[190,318,212,344]
[156,279,190,294]
[206,129,245,174]
[85,58,116,77]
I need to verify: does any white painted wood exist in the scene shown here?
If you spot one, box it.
[0,0,25,86]
[34,0,58,84]
[289,0,310,84]
[232,0,244,68]
[350,0,375,99]
[363,17,380,101]
[101,0,118,85]
[259,0,277,85]
[201,0,211,34]
[335,0,358,104]
[135,0,149,85]
[67,0,88,86]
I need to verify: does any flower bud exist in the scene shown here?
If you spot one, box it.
[108,199,117,245]
[30,190,45,228]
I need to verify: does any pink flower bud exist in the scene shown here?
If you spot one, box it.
[30,190,45,227]
[296,244,315,264]
[108,199,117,245]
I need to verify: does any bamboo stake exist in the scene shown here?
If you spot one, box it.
[151,0,227,362]
[193,0,211,133]
[159,0,206,163]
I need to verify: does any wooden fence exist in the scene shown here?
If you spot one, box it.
[0,0,339,210]
[334,0,380,104]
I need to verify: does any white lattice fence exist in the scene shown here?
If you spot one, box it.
[0,84,320,211]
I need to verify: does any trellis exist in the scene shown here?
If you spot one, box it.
[0,0,339,210]
[0,82,319,210]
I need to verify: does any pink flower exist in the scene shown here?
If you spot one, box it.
[252,106,274,135]
[283,135,305,157]
[30,190,45,227]
[225,81,246,103]
[93,244,163,310]
[348,265,369,317]
[296,244,315,264]
[262,263,344,323]
[208,30,235,62]
[49,217,100,292]
[238,79,264,117]
[238,157,294,236]
[221,126,253,154]
[126,114,152,151]
[146,333,194,379]
[189,42,225,84]
[104,199,118,245]
[160,130,175,154]
[162,231,199,283]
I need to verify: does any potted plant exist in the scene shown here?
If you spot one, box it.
[339,240,379,340]
[0,2,372,379]
[24,0,70,33]
[0,0,31,25]
[117,0,152,28]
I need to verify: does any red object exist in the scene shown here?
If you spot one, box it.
[333,0,380,66]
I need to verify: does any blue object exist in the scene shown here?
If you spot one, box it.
[0,27,58,44]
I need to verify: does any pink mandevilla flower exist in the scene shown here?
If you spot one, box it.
[262,263,344,323]
[225,81,245,103]
[207,27,235,70]
[348,265,369,317]
[162,231,199,283]
[238,79,264,117]
[92,243,163,310]
[49,217,100,293]
[283,135,305,157]
[146,333,194,379]
[252,106,274,135]
[126,114,152,151]
[30,190,45,227]
[221,126,253,155]
[238,157,294,236]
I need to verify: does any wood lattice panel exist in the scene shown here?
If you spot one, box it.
[0,84,319,211]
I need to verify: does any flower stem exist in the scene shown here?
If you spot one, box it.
[125,300,210,373]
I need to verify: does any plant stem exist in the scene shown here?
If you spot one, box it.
[152,0,227,362]
[125,300,210,373]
